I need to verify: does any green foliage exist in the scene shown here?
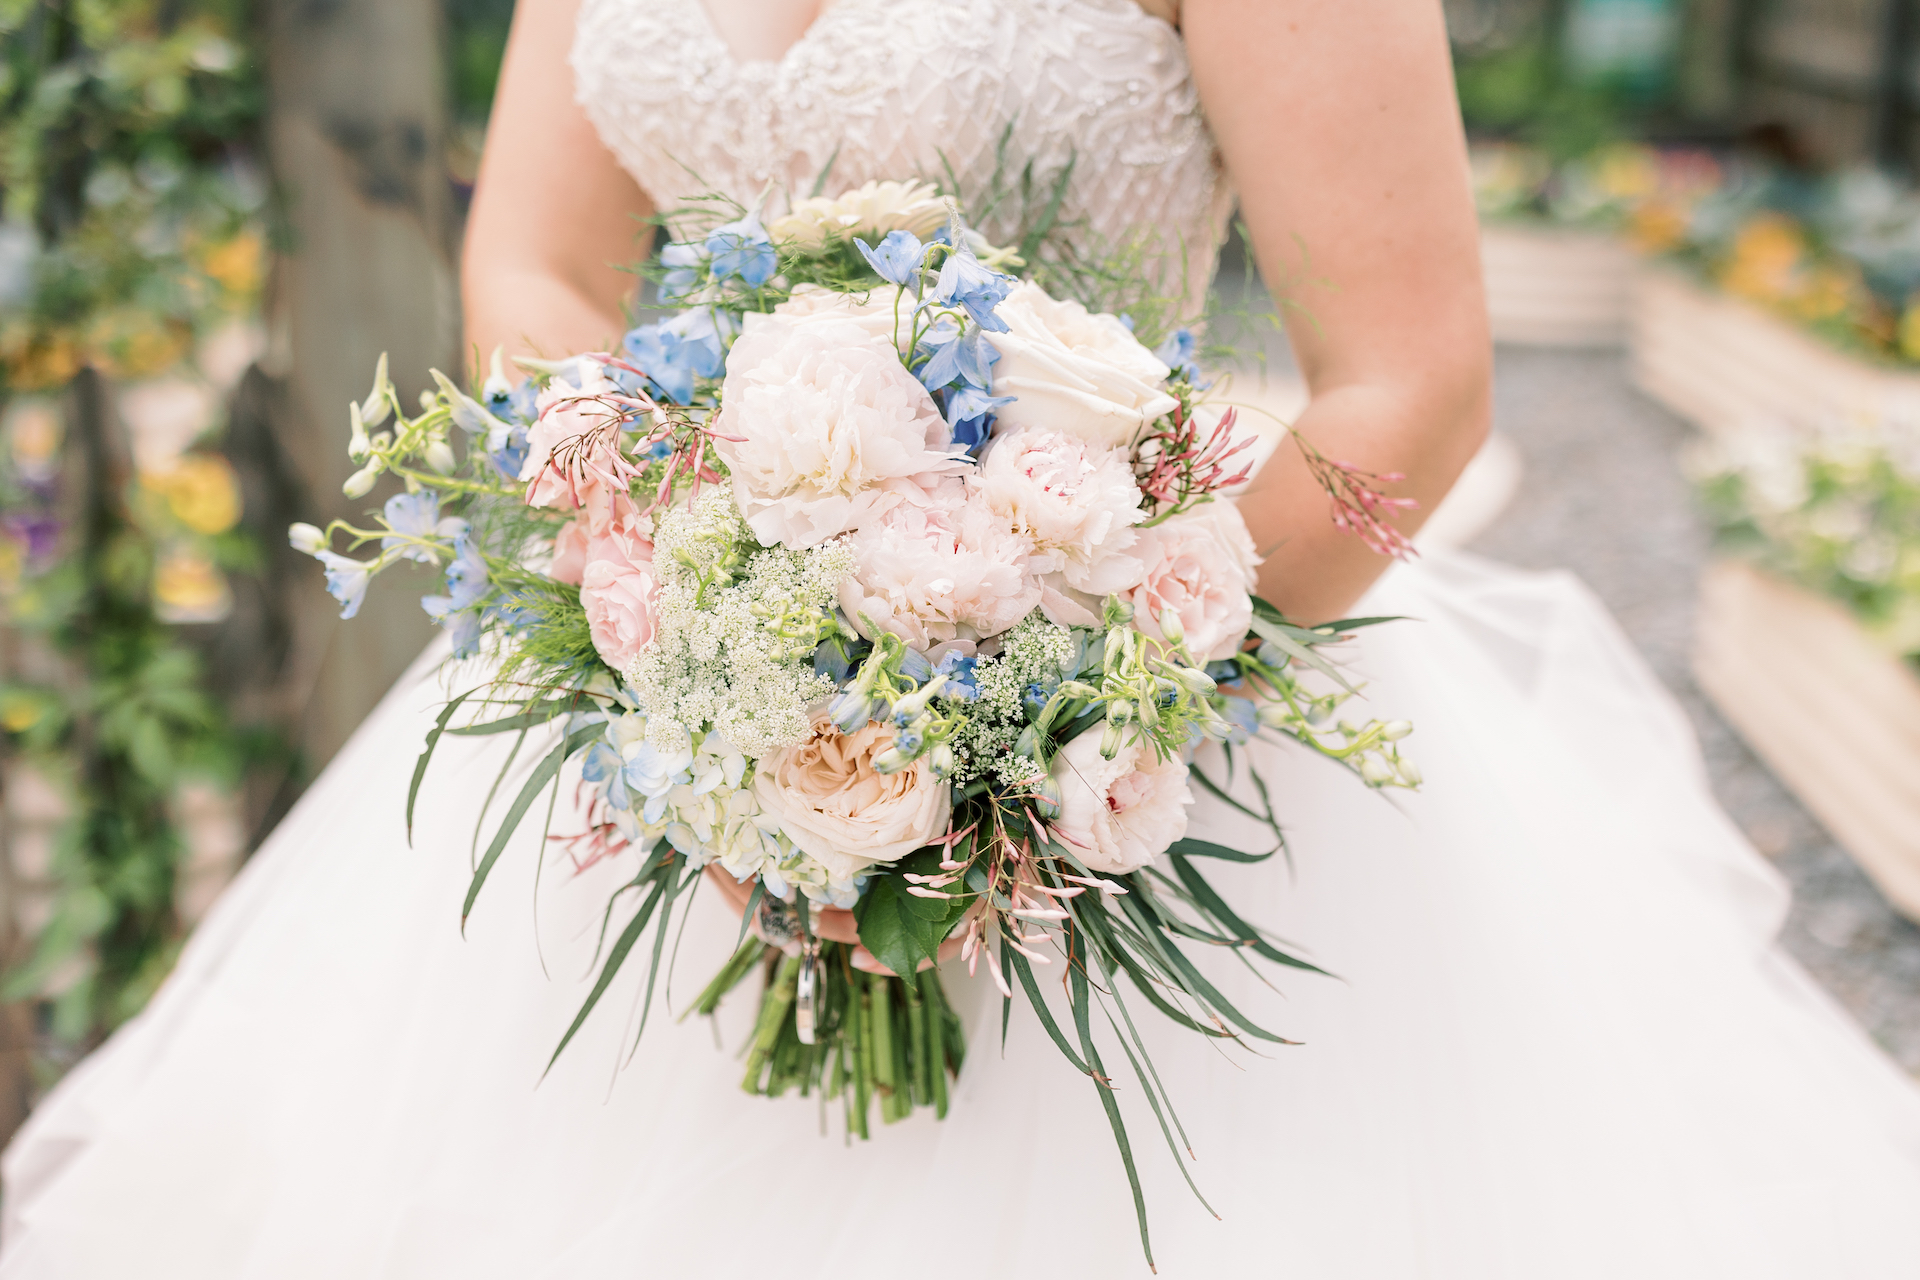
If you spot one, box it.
[1455,39,1625,164]
[852,845,970,980]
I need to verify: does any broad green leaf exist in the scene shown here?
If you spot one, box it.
[854,846,969,978]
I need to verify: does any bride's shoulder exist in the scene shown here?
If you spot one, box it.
[1126,0,1180,26]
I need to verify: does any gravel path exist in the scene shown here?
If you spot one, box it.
[1471,347,1920,1073]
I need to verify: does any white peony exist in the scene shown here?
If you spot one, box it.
[714,312,968,549]
[1123,499,1261,661]
[840,482,1043,648]
[985,283,1180,449]
[754,720,952,880]
[1049,730,1194,875]
[768,179,950,251]
[773,283,913,351]
[977,426,1147,596]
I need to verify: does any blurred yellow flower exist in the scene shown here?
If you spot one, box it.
[143,454,243,535]
[200,232,264,299]
[153,548,232,624]
[0,692,42,735]
[1720,214,1805,305]
[1627,200,1689,253]
[1789,264,1857,322]
[7,400,63,473]
[2,329,83,391]
[88,309,191,379]
[1592,144,1660,201]
[1899,299,1920,364]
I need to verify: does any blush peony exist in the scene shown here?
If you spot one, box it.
[1123,499,1261,661]
[985,283,1180,449]
[772,283,913,351]
[977,426,1146,597]
[1049,730,1194,875]
[715,313,967,548]
[753,719,952,880]
[839,483,1043,648]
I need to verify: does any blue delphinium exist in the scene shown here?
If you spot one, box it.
[1153,327,1205,385]
[315,551,374,620]
[421,533,491,658]
[380,491,459,563]
[1218,695,1260,745]
[933,649,978,700]
[658,241,708,302]
[856,230,924,288]
[705,210,777,287]
[917,318,1012,456]
[622,308,733,405]
[925,235,1011,332]
[942,384,1014,456]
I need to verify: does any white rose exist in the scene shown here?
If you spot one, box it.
[985,283,1180,448]
[839,481,1044,648]
[715,312,967,548]
[977,426,1146,596]
[1049,731,1193,875]
[1124,500,1261,661]
[753,720,953,880]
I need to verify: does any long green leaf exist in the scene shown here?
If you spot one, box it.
[1165,833,1274,864]
[462,722,601,928]
[1156,931,1297,1045]
[1070,930,1152,1270]
[408,691,473,844]
[545,872,668,1074]
[1250,615,1355,692]
[1007,944,1089,1073]
[445,699,574,736]
[1103,1006,1217,1219]
[626,854,689,1059]
[1171,855,1330,976]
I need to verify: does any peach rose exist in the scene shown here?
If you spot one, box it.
[753,720,952,881]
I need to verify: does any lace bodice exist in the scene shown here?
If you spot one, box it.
[572,0,1231,316]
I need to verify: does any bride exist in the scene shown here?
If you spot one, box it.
[5,1,1919,1275]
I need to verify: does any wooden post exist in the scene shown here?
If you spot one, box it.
[263,0,457,775]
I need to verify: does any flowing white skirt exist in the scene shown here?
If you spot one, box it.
[5,551,1918,1279]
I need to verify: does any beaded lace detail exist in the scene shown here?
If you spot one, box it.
[572,0,1231,314]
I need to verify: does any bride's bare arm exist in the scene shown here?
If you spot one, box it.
[461,0,654,366]
[1185,0,1492,622]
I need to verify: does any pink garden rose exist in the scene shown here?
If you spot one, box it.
[1122,499,1260,661]
[976,426,1146,597]
[839,481,1043,648]
[1049,729,1194,875]
[715,312,967,548]
[581,557,659,672]
[549,517,592,585]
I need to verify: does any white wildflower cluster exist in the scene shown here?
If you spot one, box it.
[941,611,1080,786]
[624,491,851,758]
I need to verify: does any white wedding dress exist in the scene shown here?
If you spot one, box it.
[5,2,1920,1275]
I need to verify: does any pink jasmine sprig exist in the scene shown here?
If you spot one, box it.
[1135,400,1256,525]
[524,381,649,509]
[594,354,739,517]
[1291,432,1419,559]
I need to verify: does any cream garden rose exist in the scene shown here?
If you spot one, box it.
[985,283,1180,449]
[753,719,952,881]
[1124,499,1261,662]
[1049,730,1194,875]
[715,312,968,548]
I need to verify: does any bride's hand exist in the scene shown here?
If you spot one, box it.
[702,866,963,975]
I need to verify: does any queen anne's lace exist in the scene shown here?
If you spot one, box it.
[571,0,1231,313]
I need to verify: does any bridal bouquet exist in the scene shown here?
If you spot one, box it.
[292,182,1416,1257]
